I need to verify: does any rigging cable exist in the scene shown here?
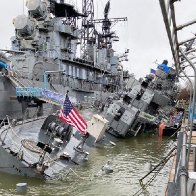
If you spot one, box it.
[132,146,176,196]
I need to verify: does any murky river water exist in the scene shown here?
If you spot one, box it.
[0,134,174,196]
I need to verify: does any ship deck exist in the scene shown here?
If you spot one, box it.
[0,116,92,178]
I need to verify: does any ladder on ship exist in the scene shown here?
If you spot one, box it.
[6,71,64,106]
[7,71,32,94]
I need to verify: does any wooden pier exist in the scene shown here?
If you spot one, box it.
[165,119,196,195]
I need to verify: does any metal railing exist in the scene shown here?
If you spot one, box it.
[15,87,65,106]
[159,0,180,75]
[16,87,43,97]
[0,115,12,145]
[159,0,196,76]
[159,2,196,195]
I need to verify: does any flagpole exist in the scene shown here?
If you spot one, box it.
[66,90,69,97]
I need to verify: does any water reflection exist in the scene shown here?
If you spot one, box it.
[0,134,174,196]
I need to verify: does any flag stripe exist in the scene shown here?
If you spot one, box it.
[58,95,87,134]
[71,109,87,128]
[59,110,74,126]
[59,110,69,124]
[69,114,85,131]
[73,108,87,126]
[69,112,86,133]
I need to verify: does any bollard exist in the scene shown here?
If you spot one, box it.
[16,183,27,193]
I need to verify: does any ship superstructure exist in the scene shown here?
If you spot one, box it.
[0,0,129,120]
[104,62,179,137]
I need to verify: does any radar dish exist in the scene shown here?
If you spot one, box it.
[104,0,110,18]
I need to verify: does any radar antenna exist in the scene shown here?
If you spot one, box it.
[80,0,95,61]
[104,0,110,19]
[93,1,127,49]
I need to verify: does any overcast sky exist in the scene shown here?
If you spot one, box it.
[0,0,195,78]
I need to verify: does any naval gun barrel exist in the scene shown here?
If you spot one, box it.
[13,15,35,37]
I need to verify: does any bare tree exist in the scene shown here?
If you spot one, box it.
[178,79,192,101]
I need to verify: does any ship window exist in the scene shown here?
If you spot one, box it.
[136,89,145,100]
[141,81,148,88]
[114,107,125,121]
[46,37,50,42]
[123,95,132,104]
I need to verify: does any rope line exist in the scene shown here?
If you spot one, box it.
[132,148,176,196]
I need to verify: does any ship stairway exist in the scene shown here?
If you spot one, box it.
[7,70,33,88]
[130,123,143,136]
[6,72,64,106]
[8,74,27,88]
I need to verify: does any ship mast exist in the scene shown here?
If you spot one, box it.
[93,1,127,50]
[80,0,95,61]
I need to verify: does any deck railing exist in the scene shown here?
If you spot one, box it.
[16,87,43,97]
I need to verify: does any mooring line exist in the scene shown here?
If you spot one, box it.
[132,147,176,196]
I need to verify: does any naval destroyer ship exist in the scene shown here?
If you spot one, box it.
[0,0,181,179]
[0,59,180,179]
[0,0,129,120]
[0,0,128,179]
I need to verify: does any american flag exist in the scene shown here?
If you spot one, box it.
[58,95,87,135]
[150,68,156,74]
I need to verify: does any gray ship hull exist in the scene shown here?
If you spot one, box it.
[0,76,22,120]
[0,147,44,178]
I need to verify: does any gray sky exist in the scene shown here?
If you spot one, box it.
[0,0,195,78]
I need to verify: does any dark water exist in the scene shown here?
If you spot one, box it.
[0,134,174,196]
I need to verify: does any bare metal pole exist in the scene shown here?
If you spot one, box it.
[179,130,188,196]
[180,50,196,165]
[180,75,195,78]
[179,48,196,56]
[180,56,196,65]
[170,2,179,56]
[159,0,179,76]
[177,19,196,31]
[181,70,193,129]
[179,36,196,46]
